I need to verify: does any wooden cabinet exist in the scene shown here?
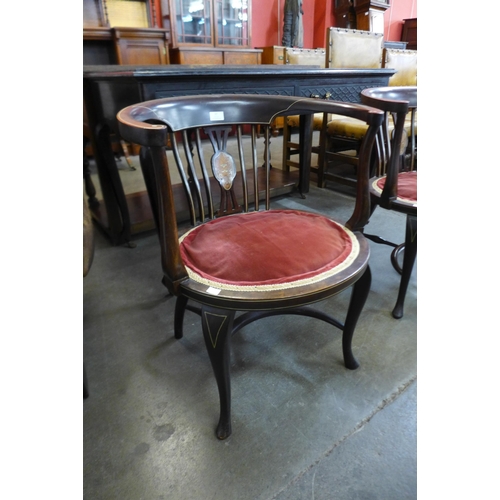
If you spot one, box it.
[334,0,357,29]
[259,46,286,65]
[84,0,167,65]
[113,27,170,64]
[84,0,159,29]
[161,0,260,64]
[334,0,390,34]
[84,0,259,65]
[354,0,390,34]
[401,18,417,51]
[170,46,260,64]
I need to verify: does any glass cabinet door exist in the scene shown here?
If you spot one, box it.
[167,0,251,48]
[215,0,249,46]
[174,0,212,44]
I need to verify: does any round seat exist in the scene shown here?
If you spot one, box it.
[179,210,360,292]
[371,171,417,207]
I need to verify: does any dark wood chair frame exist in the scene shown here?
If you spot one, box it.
[359,86,417,319]
[117,94,383,439]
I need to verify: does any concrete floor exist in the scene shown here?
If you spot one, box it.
[83,181,417,500]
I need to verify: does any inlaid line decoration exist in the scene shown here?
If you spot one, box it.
[204,312,229,348]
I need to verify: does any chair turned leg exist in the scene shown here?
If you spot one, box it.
[342,266,372,370]
[201,305,235,440]
[174,295,188,339]
[392,215,417,319]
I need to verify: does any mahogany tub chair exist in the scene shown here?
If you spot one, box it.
[359,86,417,319]
[117,94,383,439]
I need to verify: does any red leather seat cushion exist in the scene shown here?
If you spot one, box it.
[179,210,356,287]
[376,171,417,202]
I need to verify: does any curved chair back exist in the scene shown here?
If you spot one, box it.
[358,86,417,319]
[117,94,383,291]
[360,86,417,208]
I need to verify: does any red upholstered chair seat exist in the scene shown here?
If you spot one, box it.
[371,171,417,205]
[179,210,358,290]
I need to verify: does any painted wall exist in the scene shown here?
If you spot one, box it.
[251,0,417,49]
[152,0,416,49]
[384,0,417,41]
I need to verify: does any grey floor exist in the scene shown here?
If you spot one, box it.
[83,178,416,499]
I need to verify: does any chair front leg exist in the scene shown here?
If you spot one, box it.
[174,295,188,339]
[392,214,417,319]
[342,265,372,370]
[201,305,235,440]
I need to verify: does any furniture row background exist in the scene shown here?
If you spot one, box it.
[83,0,417,167]
[83,4,417,248]
[270,29,417,191]
[84,25,417,160]
[83,0,417,66]
[83,28,416,238]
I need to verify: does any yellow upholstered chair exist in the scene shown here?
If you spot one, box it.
[383,48,417,86]
[320,42,417,189]
[282,48,327,173]
[312,28,384,187]
[326,28,383,69]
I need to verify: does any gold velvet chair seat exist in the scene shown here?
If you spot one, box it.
[327,112,417,139]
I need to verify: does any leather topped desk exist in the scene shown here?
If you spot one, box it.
[83,64,394,245]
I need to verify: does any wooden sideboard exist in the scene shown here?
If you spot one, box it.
[83,64,394,245]
[169,46,261,65]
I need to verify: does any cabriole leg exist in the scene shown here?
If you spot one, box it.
[174,295,188,339]
[392,215,417,319]
[342,266,372,370]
